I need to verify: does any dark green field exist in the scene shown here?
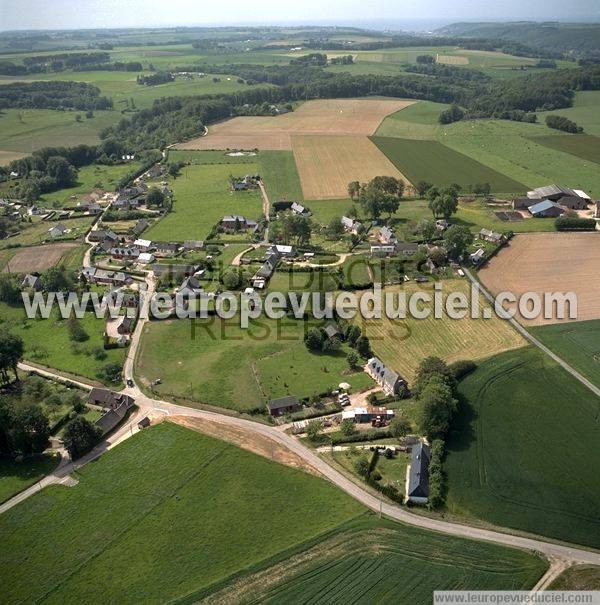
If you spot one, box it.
[445,346,600,549]
[531,320,600,389]
[370,136,526,193]
[533,134,600,166]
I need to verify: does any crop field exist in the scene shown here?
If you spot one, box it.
[0,422,365,604]
[371,136,526,193]
[437,54,469,65]
[532,133,600,166]
[478,233,600,325]
[176,99,415,150]
[0,108,119,158]
[530,320,600,388]
[445,346,600,549]
[0,304,125,382]
[144,163,263,241]
[206,516,546,604]
[292,135,410,199]
[135,316,373,410]
[375,100,450,139]
[353,280,525,381]
[2,242,80,272]
[258,150,304,202]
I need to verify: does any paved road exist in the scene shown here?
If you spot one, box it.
[463,267,600,399]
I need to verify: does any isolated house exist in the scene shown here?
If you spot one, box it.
[341,216,361,235]
[478,228,503,243]
[21,273,41,290]
[365,357,405,396]
[48,223,68,238]
[406,441,430,504]
[291,202,311,217]
[267,395,302,417]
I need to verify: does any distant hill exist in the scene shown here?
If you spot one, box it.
[436,22,600,56]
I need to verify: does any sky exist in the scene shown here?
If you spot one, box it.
[0,0,598,31]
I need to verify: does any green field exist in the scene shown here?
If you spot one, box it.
[0,422,365,604]
[538,91,600,137]
[0,216,94,249]
[207,514,546,603]
[375,100,450,139]
[530,320,600,389]
[0,454,59,503]
[445,346,600,549]
[144,163,263,241]
[259,150,304,202]
[532,133,600,166]
[549,565,600,590]
[371,136,526,193]
[0,304,126,383]
[135,316,373,410]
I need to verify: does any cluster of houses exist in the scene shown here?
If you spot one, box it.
[469,228,505,265]
[251,244,295,289]
[512,184,594,218]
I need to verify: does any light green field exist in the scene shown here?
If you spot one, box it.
[259,150,304,202]
[0,422,365,604]
[445,346,600,549]
[0,304,126,383]
[538,91,600,137]
[0,109,119,158]
[144,163,263,241]
[135,316,373,410]
[375,100,451,139]
[532,133,600,166]
[0,216,94,249]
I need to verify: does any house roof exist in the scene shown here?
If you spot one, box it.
[379,226,396,241]
[88,388,134,409]
[407,441,430,498]
[528,184,576,200]
[528,199,558,214]
[367,356,403,391]
[21,273,41,289]
[324,323,341,339]
[267,395,300,411]
[396,242,419,252]
[134,238,152,248]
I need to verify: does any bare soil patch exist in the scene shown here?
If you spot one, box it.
[3,243,79,273]
[436,54,469,65]
[292,134,410,199]
[478,232,600,325]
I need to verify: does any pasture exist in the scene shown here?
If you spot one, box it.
[445,346,600,549]
[292,135,409,200]
[176,98,415,150]
[0,454,59,504]
[530,320,600,388]
[532,133,600,166]
[0,422,364,604]
[538,91,600,137]
[371,136,526,193]
[205,516,546,604]
[354,280,525,381]
[258,150,304,202]
[0,216,94,249]
[135,316,373,410]
[478,233,600,325]
[144,163,263,241]
[2,242,80,273]
[375,100,450,139]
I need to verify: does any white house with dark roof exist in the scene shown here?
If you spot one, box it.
[21,273,41,291]
[341,216,362,235]
[365,357,405,396]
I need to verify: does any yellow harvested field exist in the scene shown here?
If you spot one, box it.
[292,135,410,200]
[436,54,469,65]
[3,242,79,272]
[176,98,415,150]
[478,233,600,326]
[0,149,27,166]
[353,280,525,381]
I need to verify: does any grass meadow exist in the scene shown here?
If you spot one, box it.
[0,216,94,249]
[532,133,600,166]
[445,346,600,549]
[530,320,600,389]
[259,150,304,202]
[144,162,263,241]
[0,423,365,604]
[135,316,373,410]
[0,454,59,504]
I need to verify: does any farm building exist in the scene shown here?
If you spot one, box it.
[269,244,296,257]
[557,196,590,210]
[406,441,430,504]
[133,238,153,250]
[48,223,68,238]
[131,219,150,237]
[178,276,204,297]
[93,391,135,437]
[183,240,204,251]
[154,242,180,257]
[341,216,362,235]
[528,200,564,218]
[267,395,302,417]
[527,184,577,202]
[396,242,420,256]
[21,273,41,290]
[478,228,504,243]
[513,197,538,211]
[89,229,119,244]
[138,252,155,264]
[104,289,139,308]
[365,357,405,396]
[153,264,198,279]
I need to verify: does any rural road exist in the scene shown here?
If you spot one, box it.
[258,181,270,244]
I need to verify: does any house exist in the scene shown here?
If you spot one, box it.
[341,216,361,235]
[138,252,155,264]
[110,246,140,260]
[48,223,68,238]
[527,184,577,201]
[92,391,135,436]
[154,242,180,257]
[119,184,147,198]
[117,315,135,335]
[104,289,139,309]
[478,228,504,243]
[406,441,430,504]
[27,205,50,216]
[221,215,258,233]
[133,238,152,251]
[324,323,342,340]
[267,395,302,417]
[528,199,564,218]
[254,252,280,281]
[183,240,204,251]
[113,196,140,211]
[231,174,260,191]
[152,264,198,279]
[88,388,135,409]
[268,244,295,257]
[371,244,396,257]
[365,357,406,396]
[143,165,163,179]
[291,202,311,217]
[81,267,133,286]
[396,242,420,256]
[178,275,203,297]
[131,219,150,237]
[435,219,449,231]
[89,229,119,244]
[21,273,41,290]
[469,248,485,264]
[378,226,397,245]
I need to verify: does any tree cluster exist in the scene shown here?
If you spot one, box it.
[545,114,583,133]
[0,81,112,111]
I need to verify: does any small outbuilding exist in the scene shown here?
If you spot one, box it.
[267,396,302,417]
